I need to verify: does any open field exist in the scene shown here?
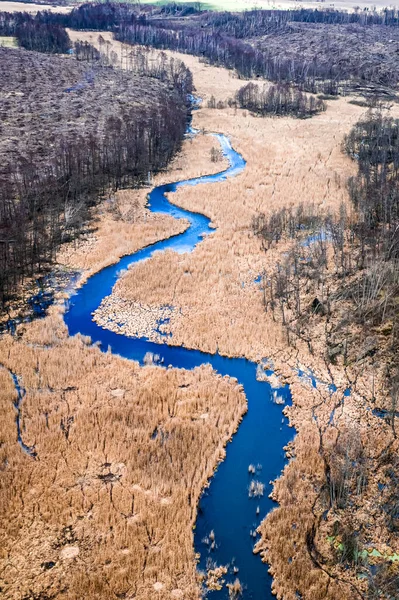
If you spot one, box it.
[0,34,16,45]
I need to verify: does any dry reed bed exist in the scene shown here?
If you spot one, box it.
[95,97,362,361]
[80,39,399,598]
[0,308,246,599]
[255,375,399,599]
[0,113,239,599]
[80,39,360,361]
[4,34,397,600]
[252,247,399,597]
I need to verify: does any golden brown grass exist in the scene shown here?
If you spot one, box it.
[0,310,246,599]
[92,49,363,360]
[3,32,398,600]
[73,36,399,599]
[255,378,399,599]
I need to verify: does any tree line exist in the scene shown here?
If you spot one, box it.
[114,20,341,95]
[2,4,399,92]
[16,19,71,53]
[195,7,399,38]
[235,82,326,118]
[74,40,101,62]
[0,11,71,53]
[345,114,399,238]
[50,3,399,32]
[0,3,139,36]
[0,46,192,311]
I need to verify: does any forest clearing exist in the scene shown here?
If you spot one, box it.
[1,4,399,600]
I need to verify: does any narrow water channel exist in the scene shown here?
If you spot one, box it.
[64,121,293,599]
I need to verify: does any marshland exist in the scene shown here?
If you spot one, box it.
[0,3,398,600]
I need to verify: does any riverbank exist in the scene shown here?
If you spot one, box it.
[0,124,244,600]
[0,327,247,599]
[0,129,228,331]
[2,31,397,600]
[85,35,362,362]
[57,132,228,287]
[70,34,399,598]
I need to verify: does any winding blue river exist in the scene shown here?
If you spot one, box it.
[64,124,293,598]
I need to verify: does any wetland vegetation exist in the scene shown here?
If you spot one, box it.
[0,3,399,600]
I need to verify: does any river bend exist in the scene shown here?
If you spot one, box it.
[64,123,292,599]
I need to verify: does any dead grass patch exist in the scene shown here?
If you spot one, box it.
[0,313,246,599]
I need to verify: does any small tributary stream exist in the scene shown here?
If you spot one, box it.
[64,121,293,598]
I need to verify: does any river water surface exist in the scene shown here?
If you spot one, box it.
[64,124,293,599]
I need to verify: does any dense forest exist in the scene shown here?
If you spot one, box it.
[0,11,72,51]
[16,20,71,53]
[2,4,399,93]
[0,45,192,310]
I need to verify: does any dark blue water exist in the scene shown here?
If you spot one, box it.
[64,128,293,599]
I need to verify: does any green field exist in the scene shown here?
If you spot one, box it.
[151,0,301,11]
[0,36,18,47]
[151,0,373,12]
